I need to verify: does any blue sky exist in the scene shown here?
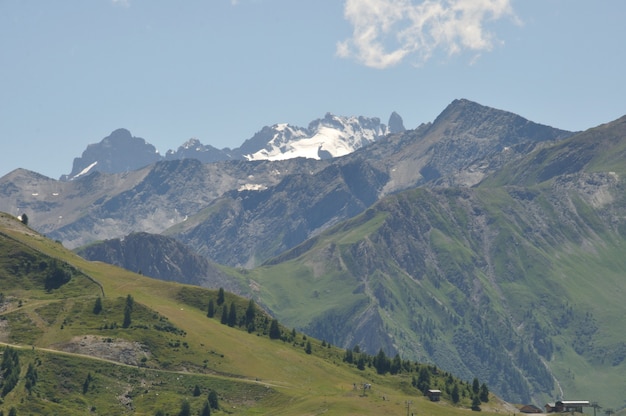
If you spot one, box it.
[1,0,625,179]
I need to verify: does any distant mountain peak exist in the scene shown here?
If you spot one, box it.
[388,111,405,133]
[181,138,202,150]
[61,129,161,181]
[236,113,390,161]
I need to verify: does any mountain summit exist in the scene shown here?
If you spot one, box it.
[61,128,161,180]
[236,113,388,161]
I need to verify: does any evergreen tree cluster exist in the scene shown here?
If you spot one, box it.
[207,289,271,337]
[0,346,20,397]
[202,287,490,409]
[343,345,490,407]
[44,260,72,291]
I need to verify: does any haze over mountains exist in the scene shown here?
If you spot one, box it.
[3,99,626,409]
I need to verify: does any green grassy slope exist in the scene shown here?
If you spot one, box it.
[0,213,511,415]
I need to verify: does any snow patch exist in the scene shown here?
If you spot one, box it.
[73,161,99,180]
[238,184,268,191]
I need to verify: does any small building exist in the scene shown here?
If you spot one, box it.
[520,404,543,413]
[426,389,441,401]
[545,400,590,413]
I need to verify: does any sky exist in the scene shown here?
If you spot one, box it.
[1,0,625,179]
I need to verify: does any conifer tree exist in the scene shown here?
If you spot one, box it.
[479,383,489,402]
[122,295,133,328]
[357,355,366,371]
[25,362,38,393]
[245,299,256,324]
[93,297,103,314]
[374,348,390,375]
[451,383,460,403]
[220,304,228,325]
[208,390,219,410]
[217,288,225,306]
[472,377,480,395]
[122,305,132,328]
[344,349,354,364]
[82,372,94,394]
[415,366,431,394]
[1,346,20,397]
[201,401,211,416]
[390,353,402,374]
[471,395,481,411]
[228,302,237,327]
[178,399,191,416]
[269,319,281,339]
[207,298,215,318]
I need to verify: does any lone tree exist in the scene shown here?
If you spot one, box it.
[19,213,28,225]
[83,372,94,394]
[207,298,215,318]
[93,297,103,315]
[122,294,134,328]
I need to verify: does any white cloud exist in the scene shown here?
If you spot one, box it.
[337,0,517,69]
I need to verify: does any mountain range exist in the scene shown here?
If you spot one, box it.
[61,112,398,181]
[2,99,626,410]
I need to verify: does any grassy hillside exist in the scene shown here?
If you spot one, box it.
[0,213,512,415]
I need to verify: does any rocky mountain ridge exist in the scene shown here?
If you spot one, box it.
[75,231,237,291]
[62,112,398,181]
[0,99,573,257]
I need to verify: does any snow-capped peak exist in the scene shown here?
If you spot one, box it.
[244,114,388,161]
